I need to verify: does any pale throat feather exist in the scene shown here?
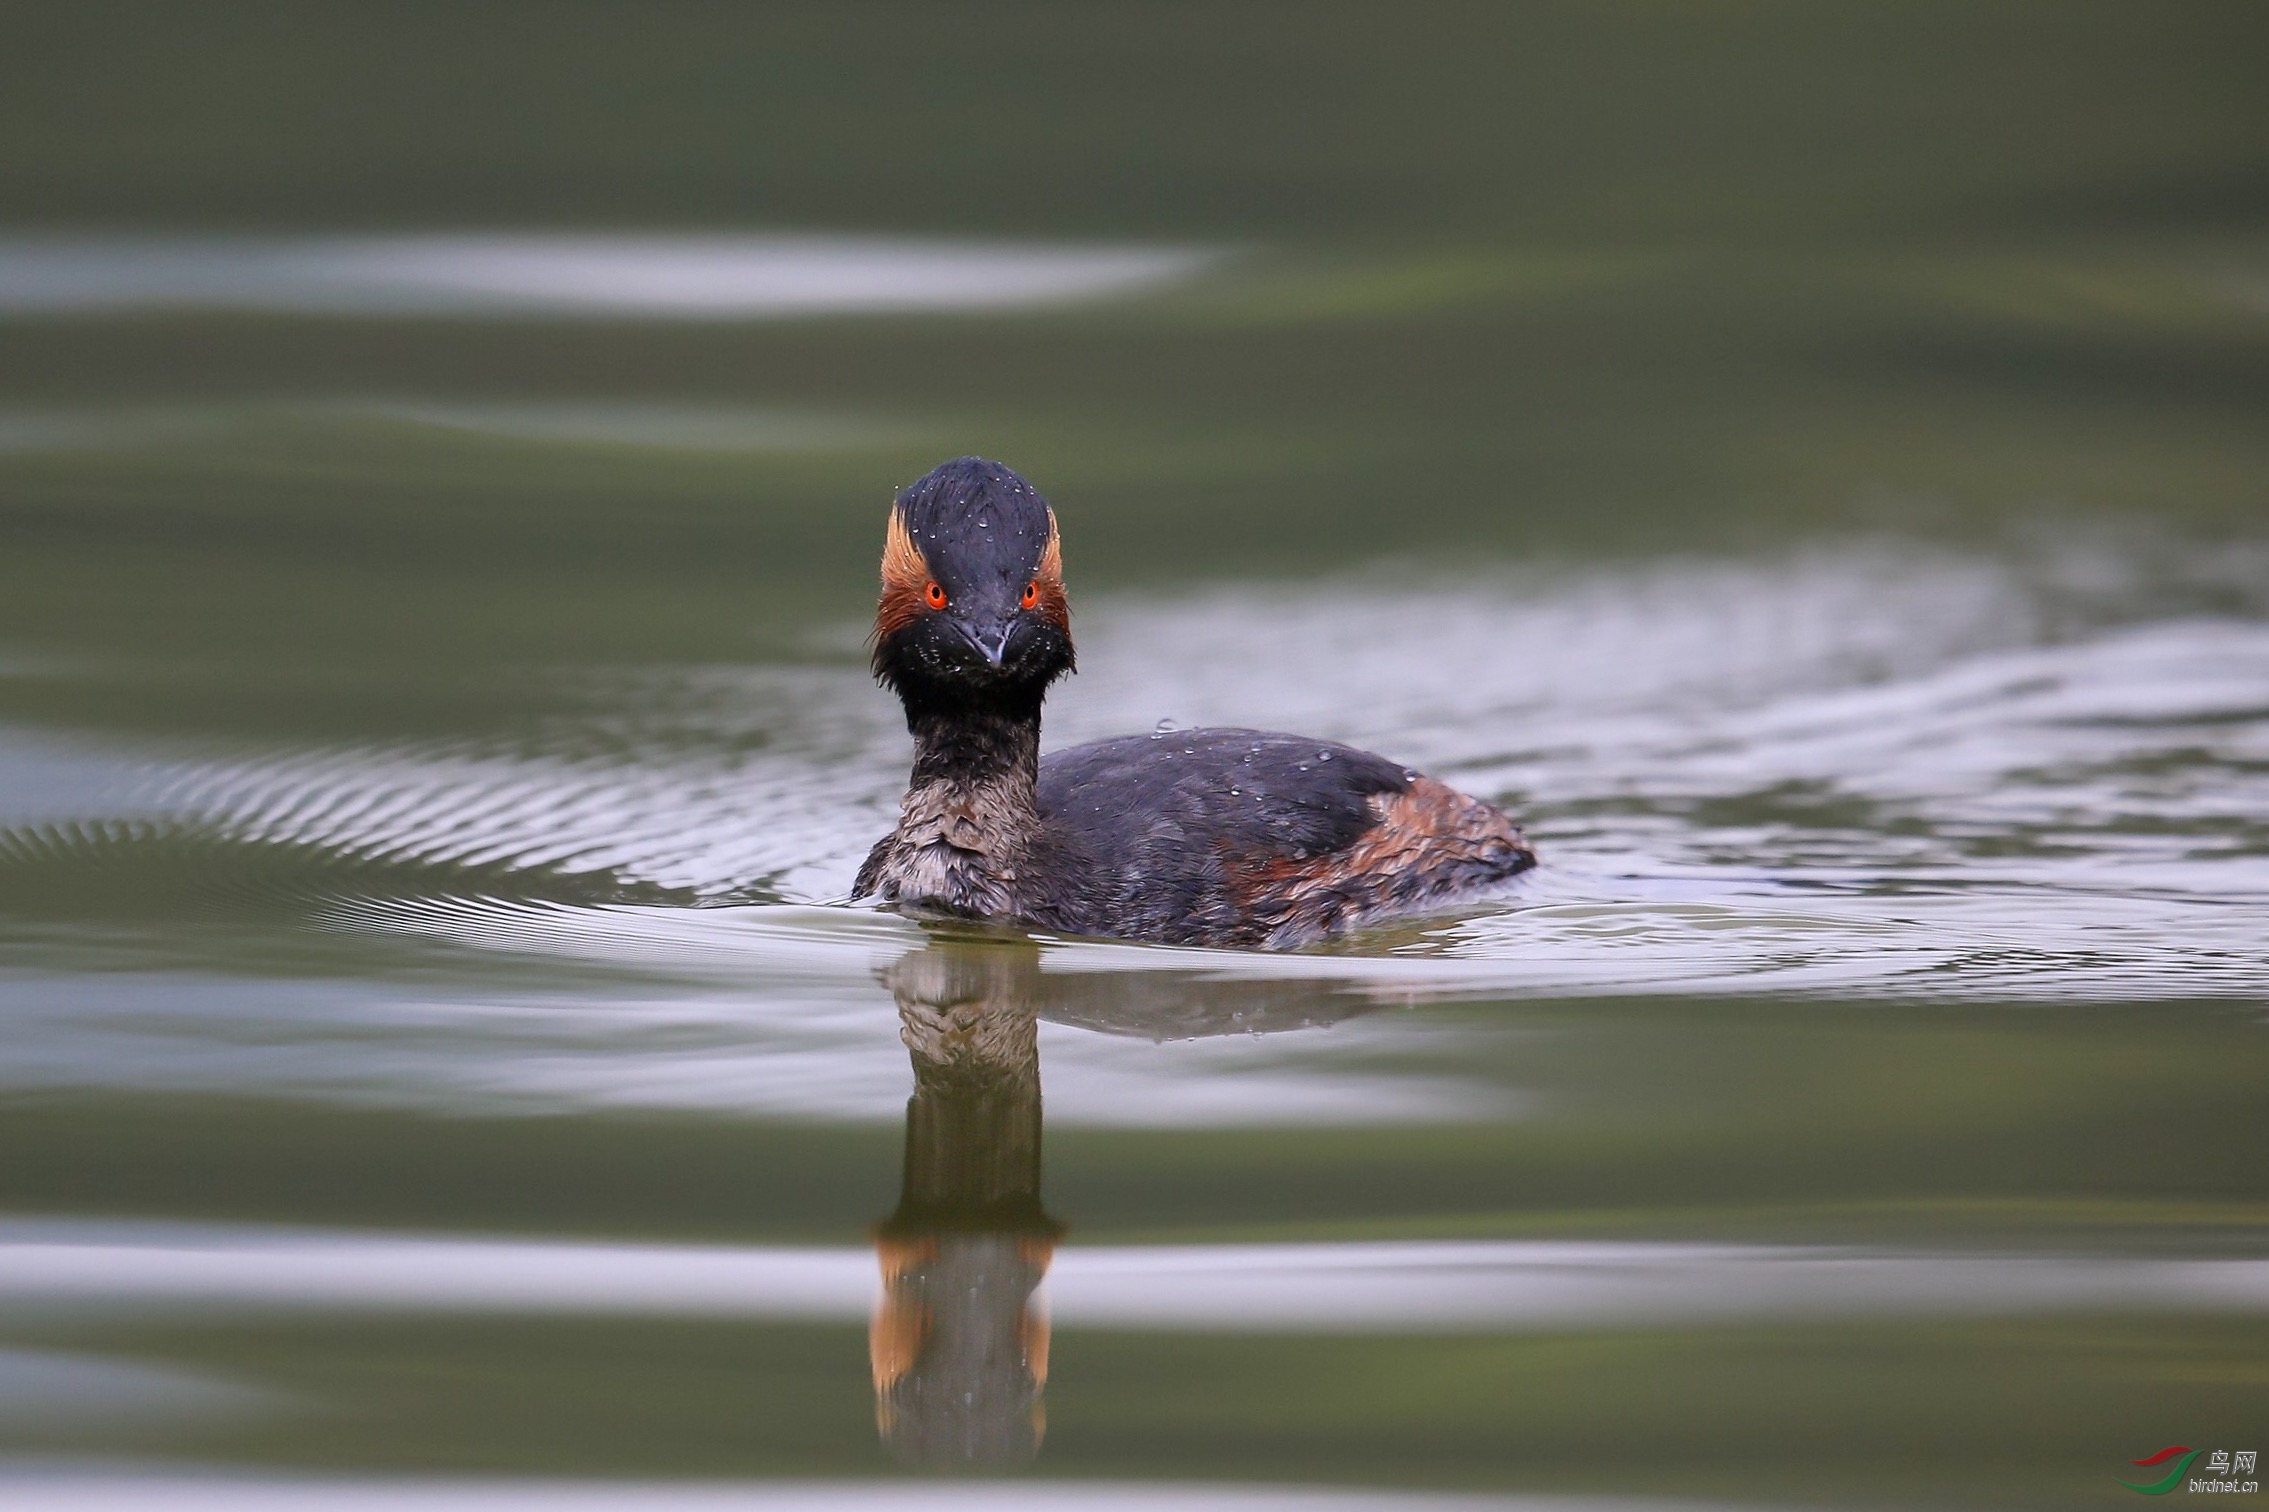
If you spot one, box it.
[875,767,1040,918]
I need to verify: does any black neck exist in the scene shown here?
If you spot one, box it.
[863,689,1056,918]
[906,703,1042,793]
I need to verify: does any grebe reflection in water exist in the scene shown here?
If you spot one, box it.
[868,936,1381,1467]
[855,458,1536,948]
[870,942,1058,1467]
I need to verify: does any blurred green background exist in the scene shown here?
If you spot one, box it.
[3,1,2262,676]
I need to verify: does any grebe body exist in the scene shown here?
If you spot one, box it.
[854,458,1534,948]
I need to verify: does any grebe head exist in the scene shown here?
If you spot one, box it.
[872,457,1074,711]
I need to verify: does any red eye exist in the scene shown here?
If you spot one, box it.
[1020,580,1040,609]
[925,581,947,610]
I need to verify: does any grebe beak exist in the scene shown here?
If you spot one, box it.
[953,616,1015,668]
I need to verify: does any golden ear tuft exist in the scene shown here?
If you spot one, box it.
[874,506,934,641]
[882,507,926,588]
[1031,507,1070,632]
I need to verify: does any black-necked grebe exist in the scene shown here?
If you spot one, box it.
[853,457,1536,947]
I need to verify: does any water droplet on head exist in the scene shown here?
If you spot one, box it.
[1317,750,1332,761]
[1153,717,1179,736]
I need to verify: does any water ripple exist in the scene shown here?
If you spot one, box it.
[0,538,2260,1137]
[0,234,1214,319]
